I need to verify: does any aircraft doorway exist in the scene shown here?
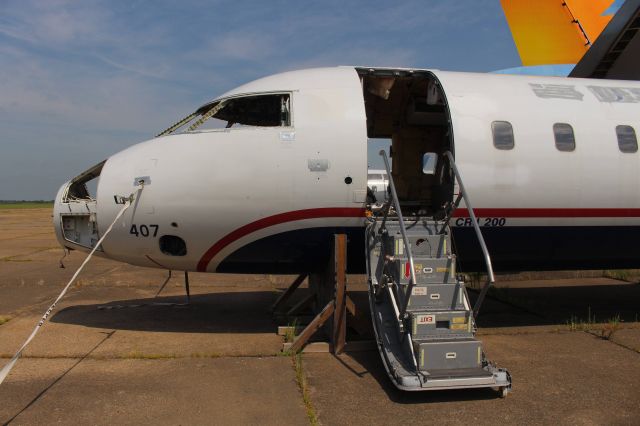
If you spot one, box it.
[358,68,454,217]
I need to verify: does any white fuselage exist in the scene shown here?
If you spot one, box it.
[53,67,640,273]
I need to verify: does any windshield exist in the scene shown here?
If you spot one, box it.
[157,93,291,137]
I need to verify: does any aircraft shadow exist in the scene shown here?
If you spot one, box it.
[336,282,640,332]
[51,291,279,334]
[51,281,640,334]
[48,281,639,404]
[468,282,640,327]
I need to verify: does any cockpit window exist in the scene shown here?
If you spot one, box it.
[64,160,105,202]
[157,93,291,136]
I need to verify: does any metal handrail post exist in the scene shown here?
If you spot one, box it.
[380,200,392,232]
[440,192,464,232]
[379,150,416,320]
[443,151,495,285]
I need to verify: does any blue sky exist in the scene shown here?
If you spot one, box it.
[0,0,620,199]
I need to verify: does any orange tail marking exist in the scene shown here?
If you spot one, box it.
[500,0,614,66]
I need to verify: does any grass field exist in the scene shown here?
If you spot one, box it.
[0,202,54,210]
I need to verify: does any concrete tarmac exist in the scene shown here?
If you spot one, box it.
[1,208,640,425]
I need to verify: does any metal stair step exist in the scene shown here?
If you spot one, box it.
[413,338,483,371]
[408,310,474,338]
[390,257,457,284]
[423,367,494,380]
[406,283,467,311]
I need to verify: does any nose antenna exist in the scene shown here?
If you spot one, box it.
[114,177,147,205]
[58,247,69,269]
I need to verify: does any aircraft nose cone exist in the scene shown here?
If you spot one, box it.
[52,181,70,249]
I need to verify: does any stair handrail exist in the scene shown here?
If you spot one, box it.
[366,223,419,373]
[378,150,416,320]
[440,192,463,231]
[442,151,496,302]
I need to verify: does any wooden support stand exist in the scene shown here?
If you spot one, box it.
[288,234,349,355]
[271,273,307,312]
[332,233,347,354]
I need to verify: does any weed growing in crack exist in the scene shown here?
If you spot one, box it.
[566,307,625,340]
[566,306,595,331]
[600,315,621,340]
[604,270,632,282]
[120,350,176,360]
[293,353,318,426]
[284,319,298,344]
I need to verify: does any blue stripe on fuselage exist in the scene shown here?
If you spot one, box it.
[215,226,640,274]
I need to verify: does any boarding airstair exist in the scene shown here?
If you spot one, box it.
[365,151,511,394]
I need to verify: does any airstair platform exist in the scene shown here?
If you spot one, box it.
[365,150,511,394]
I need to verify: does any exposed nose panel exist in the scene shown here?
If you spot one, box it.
[52,182,70,249]
[53,161,105,254]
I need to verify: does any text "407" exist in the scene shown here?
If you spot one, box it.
[130,224,159,237]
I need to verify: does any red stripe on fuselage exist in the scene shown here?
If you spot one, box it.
[196,207,366,272]
[452,208,640,218]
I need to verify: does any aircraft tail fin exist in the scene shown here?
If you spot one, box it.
[500,0,615,66]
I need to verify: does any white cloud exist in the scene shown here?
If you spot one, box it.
[0,0,111,46]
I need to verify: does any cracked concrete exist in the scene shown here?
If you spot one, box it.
[2,208,640,425]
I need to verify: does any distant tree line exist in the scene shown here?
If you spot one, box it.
[0,200,54,204]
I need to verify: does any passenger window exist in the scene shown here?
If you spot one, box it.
[616,125,638,153]
[492,121,514,150]
[553,123,575,152]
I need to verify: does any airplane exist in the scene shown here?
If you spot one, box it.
[46,0,640,393]
[53,68,640,273]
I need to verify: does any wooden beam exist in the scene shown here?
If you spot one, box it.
[286,292,316,316]
[346,295,356,316]
[289,302,335,353]
[332,234,347,355]
[271,273,307,312]
[282,234,351,354]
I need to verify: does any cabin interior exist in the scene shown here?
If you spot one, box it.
[358,69,454,217]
